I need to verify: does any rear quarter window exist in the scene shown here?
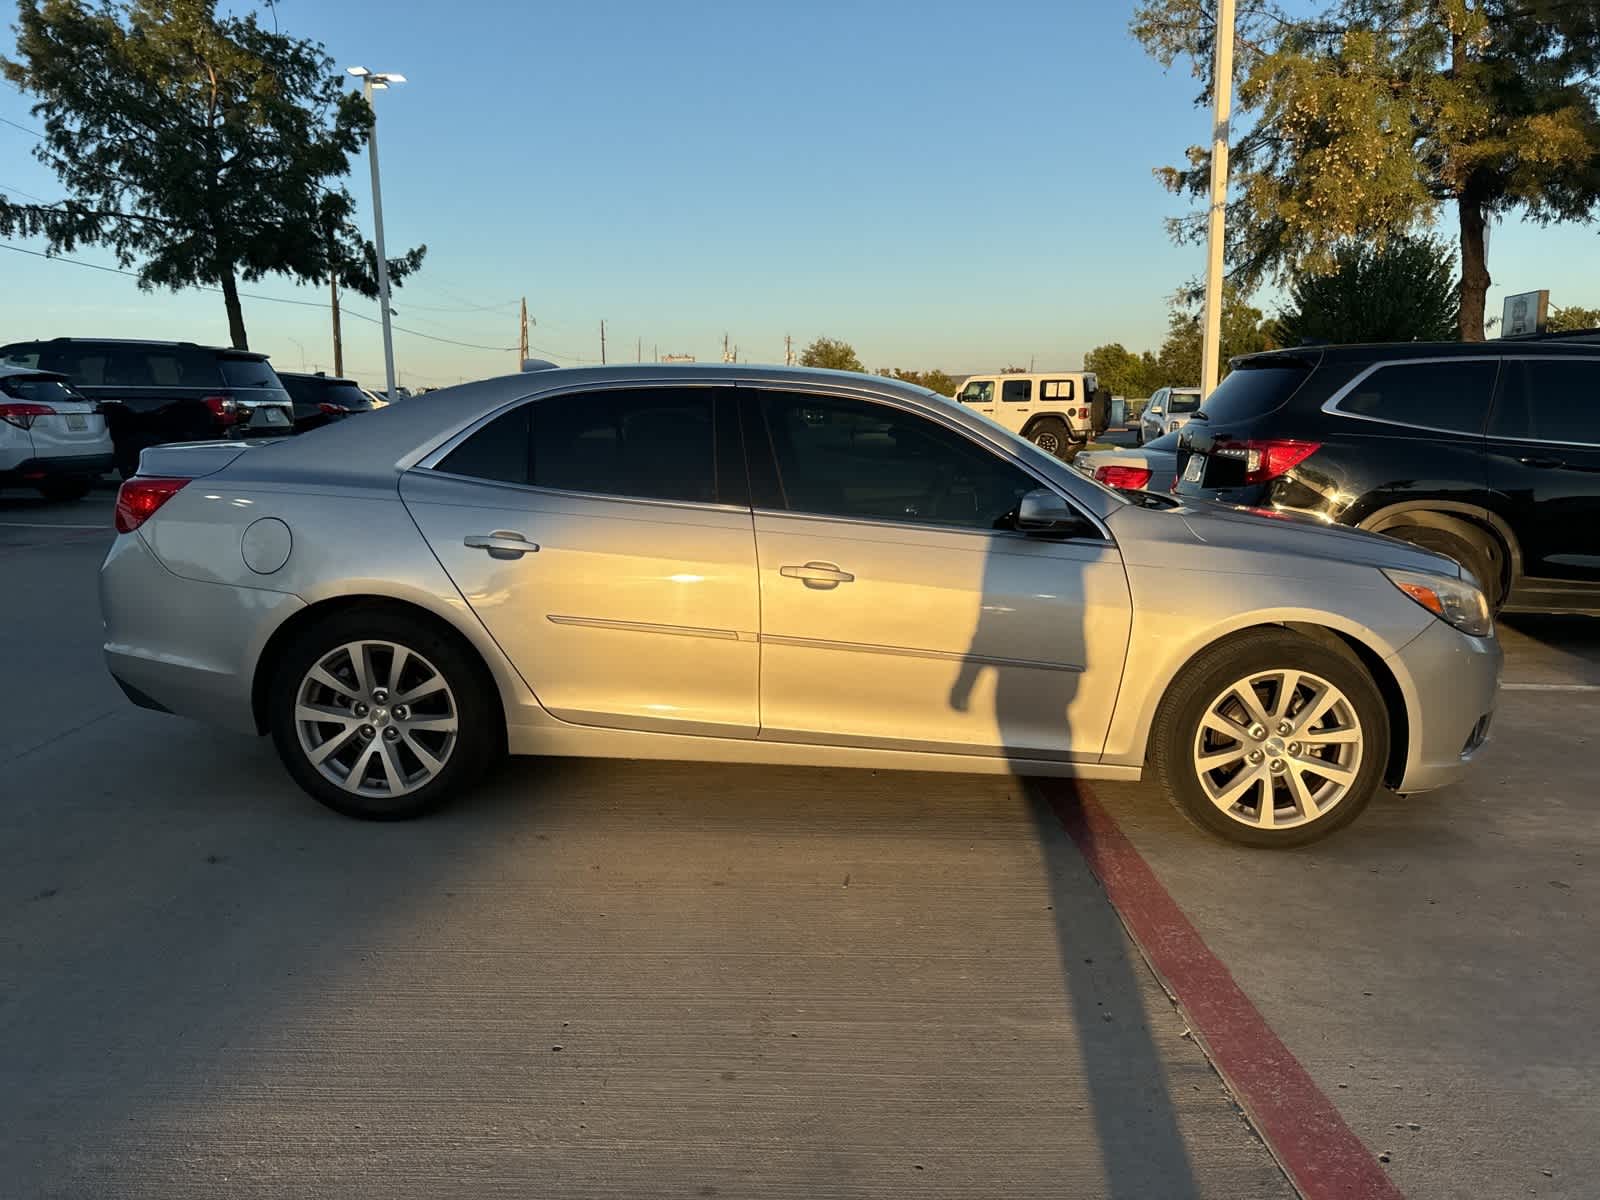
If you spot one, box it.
[1334,360,1497,435]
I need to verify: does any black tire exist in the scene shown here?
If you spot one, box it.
[267,606,502,820]
[1383,522,1505,611]
[1029,417,1071,458]
[1149,629,1389,848]
[38,478,92,502]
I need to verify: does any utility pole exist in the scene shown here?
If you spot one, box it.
[1200,0,1236,400]
[653,343,659,363]
[600,319,607,365]
[518,297,529,369]
[785,334,793,366]
[350,69,404,402]
[722,332,733,364]
[329,269,343,377]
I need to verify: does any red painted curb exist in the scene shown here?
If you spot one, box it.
[1046,781,1405,1200]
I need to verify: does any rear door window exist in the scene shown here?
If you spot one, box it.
[1001,379,1032,403]
[530,388,721,503]
[1334,360,1497,434]
[1488,359,1600,446]
[436,405,533,485]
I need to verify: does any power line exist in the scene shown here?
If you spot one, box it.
[0,242,520,352]
[0,114,45,138]
[0,180,49,203]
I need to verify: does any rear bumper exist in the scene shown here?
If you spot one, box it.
[0,452,114,484]
[100,530,302,735]
[1388,619,1502,793]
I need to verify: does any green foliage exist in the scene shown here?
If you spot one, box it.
[798,336,865,372]
[1547,304,1600,333]
[1086,286,1273,395]
[0,0,426,348]
[1132,0,1600,340]
[1274,237,1460,345]
[1083,343,1148,397]
[879,367,959,396]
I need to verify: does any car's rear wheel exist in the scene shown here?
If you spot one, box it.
[38,479,91,502]
[1149,630,1389,847]
[268,609,500,819]
[1029,417,1070,458]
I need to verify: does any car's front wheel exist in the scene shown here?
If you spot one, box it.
[268,608,500,819]
[1149,630,1389,847]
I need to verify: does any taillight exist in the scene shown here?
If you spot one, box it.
[1095,464,1154,490]
[114,477,189,533]
[1210,439,1321,484]
[203,394,241,426]
[0,402,56,430]
[318,402,350,416]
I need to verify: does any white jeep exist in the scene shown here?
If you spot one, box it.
[953,371,1100,457]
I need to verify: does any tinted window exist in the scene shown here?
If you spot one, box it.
[1196,362,1312,424]
[220,356,281,390]
[754,390,1036,531]
[43,344,199,389]
[957,380,994,404]
[437,405,532,485]
[531,387,718,503]
[1168,392,1201,413]
[1489,359,1600,446]
[1001,378,1032,403]
[0,376,82,404]
[1335,360,1496,434]
[1,344,40,368]
[1040,379,1074,401]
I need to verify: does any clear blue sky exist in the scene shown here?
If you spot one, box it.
[2,0,1597,389]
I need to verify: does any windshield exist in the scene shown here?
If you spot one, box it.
[1193,360,1313,423]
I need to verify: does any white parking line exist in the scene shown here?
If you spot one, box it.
[0,522,106,530]
[1502,682,1600,692]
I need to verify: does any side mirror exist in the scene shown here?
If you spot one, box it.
[1015,488,1088,535]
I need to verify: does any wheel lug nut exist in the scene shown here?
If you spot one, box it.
[392,704,408,720]
[372,688,389,704]
[383,726,400,742]
[352,702,369,718]
[1288,742,1302,755]
[1249,724,1266,741]
[1270,758,1286,774]
[359,724,375,739]
[1247,749,1264,765]
[1276,720,1293,735]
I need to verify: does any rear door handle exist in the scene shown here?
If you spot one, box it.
[1518,455,1567,470]
[464,531,539,559]
[779,561,855,588]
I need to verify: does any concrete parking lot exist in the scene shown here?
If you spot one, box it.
[3,490,1597,1199]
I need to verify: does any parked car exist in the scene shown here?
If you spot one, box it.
[0,338,294,476]
[0,365,114,500]
[1173,341,1600,614]
[1075,430,1182,493]
[954,371,1100,456]
[276,371,379,434]
[101,366,1499,847]
[1139,386,1201,445]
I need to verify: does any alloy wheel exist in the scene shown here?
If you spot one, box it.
[1191,668,1364,830]
[293,640,459,798]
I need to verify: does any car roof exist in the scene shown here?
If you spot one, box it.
[0,363,69,382]
[278,371,359,385]
[1,337,271,360]
[1236,340,1600,368]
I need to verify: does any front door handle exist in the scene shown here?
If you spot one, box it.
[1518,455,1567,470]
[779,561,855,589]
[464,531,539,559]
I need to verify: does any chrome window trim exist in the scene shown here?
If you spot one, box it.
[1321,353,1600,444]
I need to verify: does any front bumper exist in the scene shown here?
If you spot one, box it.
[0,452,115,485]
[100,530,303,735]
[1388,618,1502,793]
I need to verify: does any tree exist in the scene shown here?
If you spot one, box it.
[0,0,426,349]
[1548,304,1600,333]
[1155,284,1274,385]
[1133,0,1600,341]
[879,367,960,395]
[1274,237,1460,345]
[1084,344,1144,397]
[798,336,865,372]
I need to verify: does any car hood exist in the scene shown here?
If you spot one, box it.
[1174,501,1462,577]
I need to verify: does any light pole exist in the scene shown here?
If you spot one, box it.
[1199,0,1236,400]
[347,66,406,402]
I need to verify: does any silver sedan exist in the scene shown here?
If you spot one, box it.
[100,366,1501,846]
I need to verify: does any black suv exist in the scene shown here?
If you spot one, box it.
[1174,341,1600,614]
[0,338,295,476]
[275,371,379,434]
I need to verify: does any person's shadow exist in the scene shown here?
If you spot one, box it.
[949,528,1202,1199]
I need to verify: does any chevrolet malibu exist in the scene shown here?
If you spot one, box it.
[100,366,1501,847]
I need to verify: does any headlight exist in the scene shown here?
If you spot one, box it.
[1382,568,1493,637]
